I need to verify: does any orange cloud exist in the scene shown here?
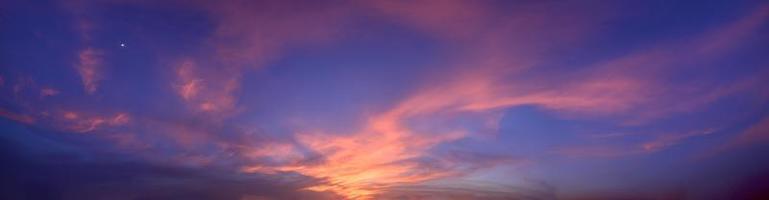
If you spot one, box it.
[219,3,640,198]
[260,9,769,189]
[235,82,501,198]
[8,1,761,199]
[75,48,103,94]
[282,124,465,199]
[238,75,532,198]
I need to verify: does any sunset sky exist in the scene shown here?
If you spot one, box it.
[2,0,769,199]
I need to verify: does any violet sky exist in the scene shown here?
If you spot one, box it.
[2,0,769,199]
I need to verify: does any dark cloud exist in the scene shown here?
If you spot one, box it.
[373,181,555,200]
[0,120,339,200]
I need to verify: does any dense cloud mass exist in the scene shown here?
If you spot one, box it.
[1,0,769,199]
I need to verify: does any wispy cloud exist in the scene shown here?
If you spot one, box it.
[59,111,130,133]
[724,116,769,150]
[75,48,104,94]
[1,1,768,199]
[558,129,717,158]
[172,58,240,116]
[0,108,35,124]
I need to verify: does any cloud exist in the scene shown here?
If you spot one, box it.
[558,129,717,158]
[0,108,35,124]
[202,0,350,67]
[40,87,60,97]
[724,116,769,150]
[1,1,768,199]
[0,130,340,200]
[363,0,492,40]
[58,111,130,133]
[695,5,769,55]
[373,180,554,200]
[158,1,357,119]
[234,75,533,199]
[231,78,527,198]
[172,58,239,115]
[228,2,769,198]
[75,48,104,94]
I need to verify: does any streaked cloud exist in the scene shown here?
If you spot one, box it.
[59,111,130,133]
[1,1,768,199]
[725,116,769,150]
[558,129,717,158]
[75,48,104,94]
[0,108,35,124]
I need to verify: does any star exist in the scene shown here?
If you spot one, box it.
[120,43,126,47]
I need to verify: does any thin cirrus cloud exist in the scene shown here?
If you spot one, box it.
[227,5,617,193]
[1,0,769,199]
[557,128,717,158]
[75,48,104,94]
[172,58,240,115]
[59,111,130,133]
[544,5,769,158]
[723,115,769,151]
[69,1,105,95]
[256,5,767,197]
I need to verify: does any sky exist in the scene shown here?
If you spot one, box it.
[1,0,769,199]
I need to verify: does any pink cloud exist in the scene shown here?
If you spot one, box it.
[695,5,769,55]
[364,0,491,40]
[159,1,358,120]
[203,0,350,67]
[640,129,716,152]
[4,1,762,199]
[234,77,520,198]
[172,58,239,116]
[0,108,35,124]
[545,4,769,123]
[558,129,716,158]
[75,48,104,94]
[59,111,130,133]
[723,116,769,150]
[174,61,201,101]
[224,2,731,197]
